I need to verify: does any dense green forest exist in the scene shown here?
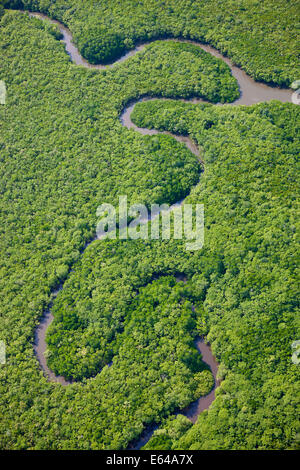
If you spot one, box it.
[3,0,300,85]
[131,99,300,449]
[0,1,299,450]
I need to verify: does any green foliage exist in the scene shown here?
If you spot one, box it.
[0,0,5,18]
[143,414,193,450]
[45,238,216,381]
[127,41,239,103]
[193,370,214,399]
[3,1,24,8]
[76,25,126,65]
[13,0,300,85]
[132,99,300,449]
[0,4,299,452]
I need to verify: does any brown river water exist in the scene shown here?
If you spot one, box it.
[24,10,295,448]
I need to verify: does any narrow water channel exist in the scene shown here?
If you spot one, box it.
[22,9,295,449]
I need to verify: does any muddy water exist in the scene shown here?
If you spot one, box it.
[23,8,294,443]
[29,13,148,70]
[29,12,293,106]
[181,338,220,423]
[120,97,201,159]
[29,12,293,171]
[34,289,71,386]
[129,337,219,450]
[192,42,293,106]
[28,12,292,170]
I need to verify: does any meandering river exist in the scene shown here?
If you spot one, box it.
[24,10,294,448]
